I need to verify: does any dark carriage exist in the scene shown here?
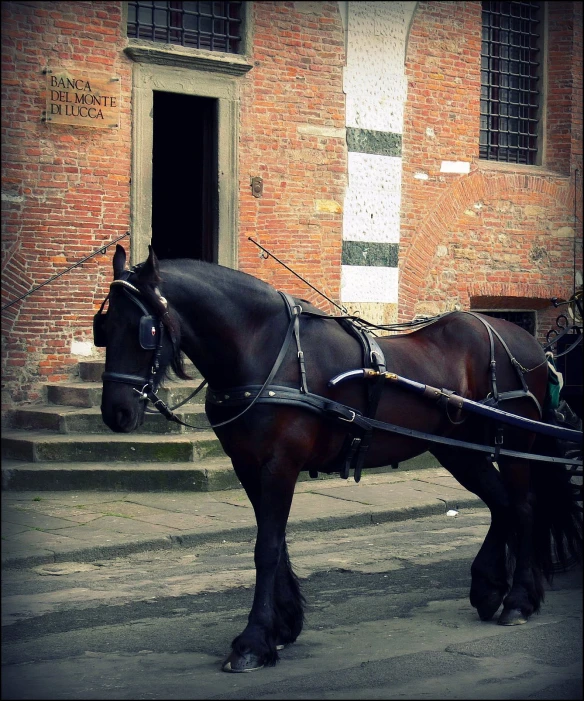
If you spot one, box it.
[547,291,583,419]
[96,245,582,673]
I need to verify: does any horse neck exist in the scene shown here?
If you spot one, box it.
[160,262,286,387]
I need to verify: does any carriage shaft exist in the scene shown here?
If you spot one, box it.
[329,368,582,444]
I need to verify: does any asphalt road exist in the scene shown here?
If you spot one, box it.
[2,509,582,700]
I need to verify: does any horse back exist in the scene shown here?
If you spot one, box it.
[376,312,547,405]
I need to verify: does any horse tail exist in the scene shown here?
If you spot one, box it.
[531,399,582,581]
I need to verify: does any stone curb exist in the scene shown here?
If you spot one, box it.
[1,494,485,570]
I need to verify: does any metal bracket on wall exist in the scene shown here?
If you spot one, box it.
[251,176,263,198]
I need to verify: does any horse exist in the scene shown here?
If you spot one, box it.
[97,244,582,673]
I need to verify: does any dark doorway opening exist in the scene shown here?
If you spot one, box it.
[151,92,218,262]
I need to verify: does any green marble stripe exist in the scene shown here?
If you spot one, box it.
[342,241,399,267]
[346,128,402,157]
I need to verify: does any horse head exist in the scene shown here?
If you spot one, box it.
[98,244,186,433]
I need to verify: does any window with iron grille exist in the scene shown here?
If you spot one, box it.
[480,1,542,165]
[127,1,244,53]
[479,310,536,336]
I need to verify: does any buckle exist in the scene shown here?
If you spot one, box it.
[132,384,150,401]
[339,410,356,423]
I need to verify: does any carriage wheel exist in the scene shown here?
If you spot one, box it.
[551,450,583,574]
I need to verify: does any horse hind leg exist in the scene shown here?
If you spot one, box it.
[430,447,512,621]
[496,457,548,626]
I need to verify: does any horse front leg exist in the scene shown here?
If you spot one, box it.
[223,458,301,672]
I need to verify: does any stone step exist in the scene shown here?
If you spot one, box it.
[0,457,240,492]
[46,379,207,408]
[1,403,210,434]
[1,430,225,463]
[77,358,202,383]
[77,359,107,383]
[0,454,441,492]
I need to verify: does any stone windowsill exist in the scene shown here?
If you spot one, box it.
[477,159,571,179]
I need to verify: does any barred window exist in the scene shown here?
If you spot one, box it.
[127,1,244,53]
[480,1,542,165]
[480,310,536,335]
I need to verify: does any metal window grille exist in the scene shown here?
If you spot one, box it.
[480,1,542,164]
[480,310,536,336]
[127,1,243,53]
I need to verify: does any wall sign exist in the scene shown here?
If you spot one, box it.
[44,69,120,128]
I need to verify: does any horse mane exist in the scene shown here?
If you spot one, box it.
[132,261,190,381]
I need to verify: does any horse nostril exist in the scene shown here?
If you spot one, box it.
[102,405,136,433]
[115,407,135,431]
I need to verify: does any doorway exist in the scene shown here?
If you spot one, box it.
[151,91,218,262]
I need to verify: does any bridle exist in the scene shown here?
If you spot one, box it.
[94,269,167,402]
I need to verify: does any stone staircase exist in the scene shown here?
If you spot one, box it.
[2,361,439,492]
[1,359,241,492]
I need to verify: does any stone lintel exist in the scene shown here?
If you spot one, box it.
[124,43,253,76]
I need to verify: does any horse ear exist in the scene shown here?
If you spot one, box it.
[137,245,160,283]
[113,244,126,278]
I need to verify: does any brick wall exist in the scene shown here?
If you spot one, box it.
[1,0,347,403]
[399,0,583,345]
[237,1,346,309]
[546,1,576,175]
[1,1,132,402]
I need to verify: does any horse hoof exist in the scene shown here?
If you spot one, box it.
[276,644,285,651]
[497,608,528,626]
[476,594,503,621]
[222,650,265,673]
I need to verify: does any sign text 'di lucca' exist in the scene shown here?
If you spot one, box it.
[44,70,120,128]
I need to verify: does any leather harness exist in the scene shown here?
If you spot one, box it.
[96,274,583,477]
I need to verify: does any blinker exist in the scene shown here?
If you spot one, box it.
[93,312,158,350]
[93,279,160,350]
[139,315,158,350]
[93,312,108,347]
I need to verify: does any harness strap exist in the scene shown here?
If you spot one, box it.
[102,372,152,387]
[465,311,542,417]
[205,384,582,467]
[280,292,308,394]
[335,319,388,481]
[143,292,302,431]
[354,334,386,482]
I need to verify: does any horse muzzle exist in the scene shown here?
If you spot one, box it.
[100,375,148,433]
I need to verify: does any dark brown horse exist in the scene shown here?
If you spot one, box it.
[97,245,581,672]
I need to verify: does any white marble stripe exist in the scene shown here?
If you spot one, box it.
[343,152,402,243]
[341,265,399,304]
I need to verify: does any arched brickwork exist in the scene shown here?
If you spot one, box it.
[398,169,578,321]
